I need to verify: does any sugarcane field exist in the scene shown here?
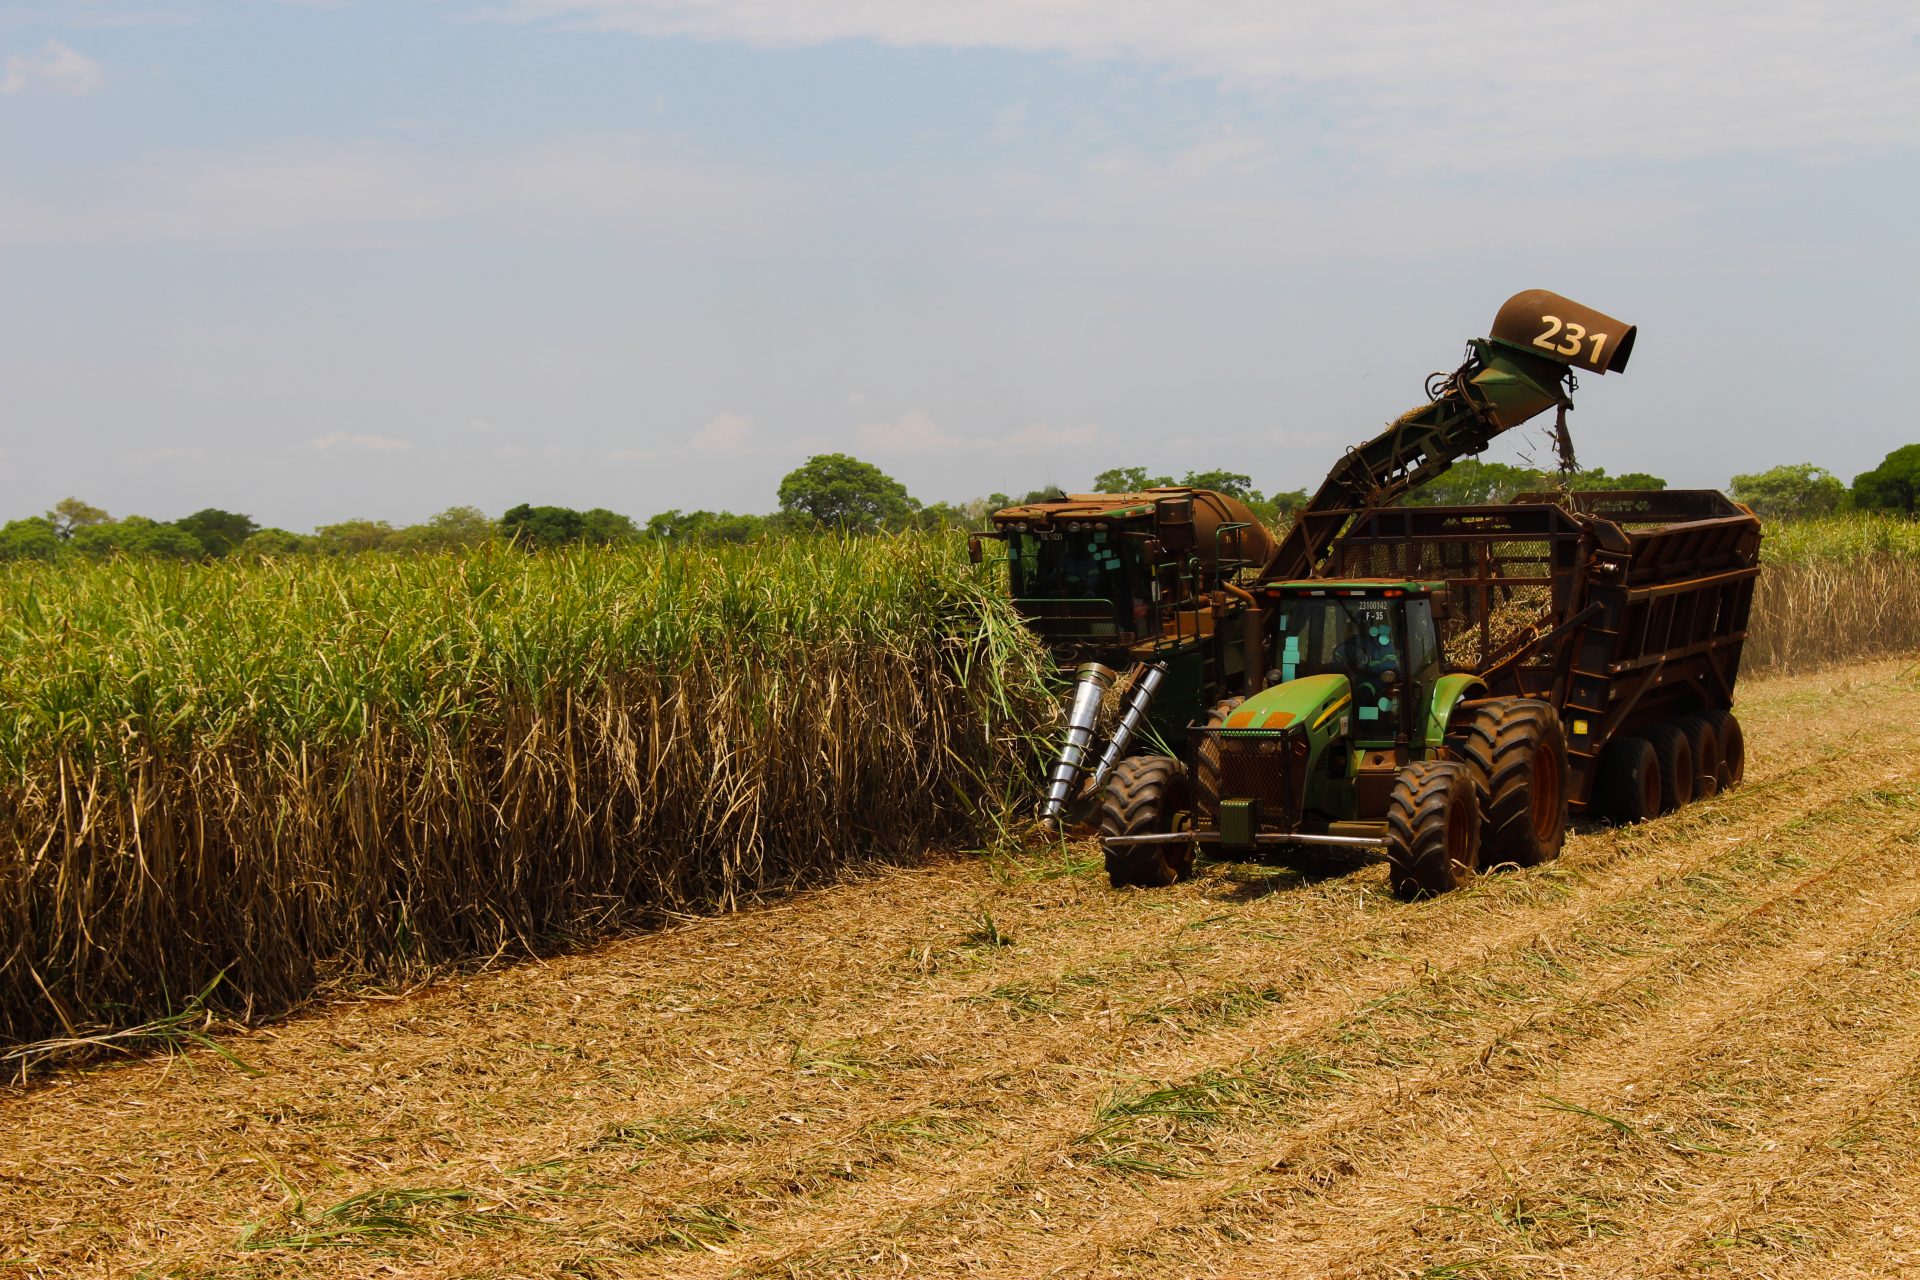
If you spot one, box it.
[3,5,1916,1278]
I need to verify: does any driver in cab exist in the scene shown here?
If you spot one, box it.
[1335,611,1401,701]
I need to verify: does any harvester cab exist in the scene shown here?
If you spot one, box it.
[972,488,1271,667]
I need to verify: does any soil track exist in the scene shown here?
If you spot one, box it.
[6,658,1920,1279]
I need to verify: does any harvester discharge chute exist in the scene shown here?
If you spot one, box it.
[1263,289,1635,582]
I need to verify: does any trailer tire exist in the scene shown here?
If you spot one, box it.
[1385,761,1482,901]
[1450,698,1568,868]
[1191,696,1247,823]
[1674,715,1722,799]
[1099,756,1194,889]
[1599,736,1662,824]
[1643,722,1695,813]
[1698,709,1744,789]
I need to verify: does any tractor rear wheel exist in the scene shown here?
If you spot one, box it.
[1699,709,1745,789]
[1449,698,1568,868]
[1385,761,1482,901]
[1599,735,1662,824]
[1099,755,1194,889]
[1643,722,1695,813]
[1191,695,1247,822]
[1674,715,1722,800]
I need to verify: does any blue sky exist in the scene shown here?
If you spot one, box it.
[2,1,1916,530]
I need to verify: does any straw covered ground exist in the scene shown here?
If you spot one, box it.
[6,655,1920,1279]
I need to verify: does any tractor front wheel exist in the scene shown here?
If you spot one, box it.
[1098,755,1194,889]
[1450,698,1568,868]
[1385,761,1482,901]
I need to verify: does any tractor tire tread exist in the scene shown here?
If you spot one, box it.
[1099,756,1191,889]
[1385,760,1480,901]
[1449,697,1568,867]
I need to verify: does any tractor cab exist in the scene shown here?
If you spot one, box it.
[1259,580,1448,748]
[1182,580,1461,848]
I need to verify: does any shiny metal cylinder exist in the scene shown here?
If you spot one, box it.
[1086,661,1169,797]
[1038,662,1117,828]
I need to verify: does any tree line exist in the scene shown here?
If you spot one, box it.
[3,447,1915,561]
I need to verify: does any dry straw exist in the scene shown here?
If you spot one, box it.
[0,537,1054,1045]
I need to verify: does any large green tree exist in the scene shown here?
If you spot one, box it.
[580,508,639,544]
[1575,468,1668,492]
[1268,488,1311,515]
[72,516,202,558]
[1403,460,1542,506]
[1853,445,1920,515]
[500,504,584,548]
[1180,469,1262,502]
[500,503,638,548]
[1090,466,1173,493]
[1404,460,1666,506]
[173,508,259,557]
[313,519,399,554]
[777,454,918,530]
[1729,463,1847,519]
[46,497,109,540]
[0,517,60,560]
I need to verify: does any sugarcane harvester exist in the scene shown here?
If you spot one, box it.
[993,294,1602,835]
[1000,290,1636,842]
[1090,293,1760,897]
[1017,290,1759,900]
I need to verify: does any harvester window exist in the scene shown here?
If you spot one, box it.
[1010,534,1117,598]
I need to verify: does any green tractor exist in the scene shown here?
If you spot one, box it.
[1102,578,1565,898]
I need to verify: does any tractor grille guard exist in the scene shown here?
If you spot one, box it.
[1190,725,1310,832]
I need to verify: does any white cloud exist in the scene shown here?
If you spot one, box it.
[0,4,199,29]
[853,409,1097,456]
[853,408,956,454]
[686,411,755,454]
[309,432,413,452]
[1,39,103,96]
[1003,422,1096,451]
[490,2,1920,169]
[0,136,801,247]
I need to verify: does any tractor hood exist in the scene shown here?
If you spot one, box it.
[1220,673,1349,734]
